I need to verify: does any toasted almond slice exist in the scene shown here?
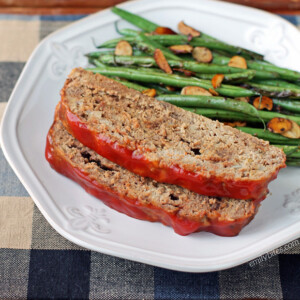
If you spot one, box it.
[173,68,195,77]
[166,86,177,92]
[142,89,156,97]
[267,117,292,134]
[235,97,250,103]
[228,56,247,69]
[153,26,177,35]
[181,86,212,96]
[211,74,225,89]
[169,45,194,54]
[154,49,172,74]
[208,88,219,96]
[282,120,300,139]
[253,96,273,111]
[192,47,213,63]
[178,21,201,37]
[223,121,247,127]
[114,40,133,56]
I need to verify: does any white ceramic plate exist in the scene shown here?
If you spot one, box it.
[1,0,300,273]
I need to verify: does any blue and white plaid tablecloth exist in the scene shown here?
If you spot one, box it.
[0,13,300,300]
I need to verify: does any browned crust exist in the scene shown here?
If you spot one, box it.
[60,68,286,183]
[50,118,258,223]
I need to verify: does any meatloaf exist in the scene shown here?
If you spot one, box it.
[46,116,260,236]
[58,68,286,200]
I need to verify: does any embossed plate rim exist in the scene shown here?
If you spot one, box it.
[1,0,300,272]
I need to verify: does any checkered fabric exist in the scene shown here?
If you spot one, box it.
[0,13,300,300]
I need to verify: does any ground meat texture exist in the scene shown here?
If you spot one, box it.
[45,118,260,236]
[58,68,286,200]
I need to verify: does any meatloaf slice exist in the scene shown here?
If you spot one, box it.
[59,68,286,200]
[45,116,260,236]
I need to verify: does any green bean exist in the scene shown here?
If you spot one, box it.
[111,8,216,42]
[97,36,135,48]
[111,7,263,60]
[91,59,106,68]
[97,54,155,67]
[98,34,263,60]
[255,110,300,125]
[113,78,172,96]
[131,49,148,56]
[135,33,180,60]
[87,49,146,59]
[175,60,250,75]
[181,107,300,125]
[161,95,300,124]
[143,83,179,94]
[249,70,280,80]
[244,81,300,98]
[86,50,115,59]
[253,79,300,89]
[212,50,232,58]
[273,99,300,113]
[87,65,258,97]
[96,35,180,60]
[212,55,280,79]
[132,67,255,93]
[182,107,259,122]
[111,7,158,32]
[97,54,252,74]
[157,95,259,117]
[213,55,300,81]
[158,95,300,125]
[273,145,300,157]
[251,61,300,81]
[189,40,262,60]
[195,71,256,82]
[289,149,300,158]
[118,27,218,44]
[89,63,300,123]
[112,78,150,92]
[236,127,300,145]
[117,28,140,36]
[286,159,300,166]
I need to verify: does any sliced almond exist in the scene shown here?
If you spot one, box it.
[153,26,177,35]
[181,86,212,96]
[178,21,201,37]
[228,56,247,69]
[223,121,247,127]
[253,96,273,111]
[282,120,300,139]
[154,49,172,74]
[169,44,194,54]
[267,117,293,134]
[235,97,250,103]
[173,68,195,77]
[142,89,156,97]
[166,86,177,92]
[192,47,213,63]
[211,74,225,89]
[114,40,133,56]
[209,88,219,96]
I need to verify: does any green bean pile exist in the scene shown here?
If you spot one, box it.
[86,6,300,166]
